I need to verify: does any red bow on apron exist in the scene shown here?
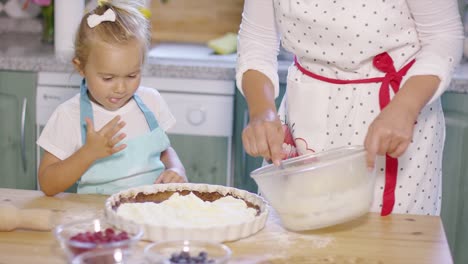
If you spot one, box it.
[294,52,416,216]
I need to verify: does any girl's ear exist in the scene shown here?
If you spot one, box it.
[72,58,85,77]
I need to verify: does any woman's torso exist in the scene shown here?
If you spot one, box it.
[274,0,419,78]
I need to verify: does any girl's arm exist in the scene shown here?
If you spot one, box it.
[38,148,96,196]
[155,147,187,183]
[38,116,126,196]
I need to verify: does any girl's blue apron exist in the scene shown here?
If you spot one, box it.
[77,80,170,194]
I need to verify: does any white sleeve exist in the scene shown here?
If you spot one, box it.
[142,88,176,132]
[405,0,463,104]
[236,0,281,98]
[36,104,81,160]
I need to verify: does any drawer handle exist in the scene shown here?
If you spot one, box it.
[20,97,27,173]
[242,109,249,163]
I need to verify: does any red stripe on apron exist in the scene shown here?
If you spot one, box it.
[294,52,416,216]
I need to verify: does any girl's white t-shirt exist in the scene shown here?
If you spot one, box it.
[37,86,176,160]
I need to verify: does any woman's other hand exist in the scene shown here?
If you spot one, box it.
[364,102,416,169]
[364,75,440,170]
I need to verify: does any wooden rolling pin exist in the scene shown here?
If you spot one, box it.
[0,204,53,231]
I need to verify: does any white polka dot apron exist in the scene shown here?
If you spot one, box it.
[294,52,416,216]
[275,0,444,215]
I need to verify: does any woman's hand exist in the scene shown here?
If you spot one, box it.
[242,109,284,166]
[364,75,440,170]
[155,168,187,184]
[82,115,127,160]
[364,100,418,169]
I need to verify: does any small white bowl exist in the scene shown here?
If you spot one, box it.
[53,218,143,260]
[144,240,231,264]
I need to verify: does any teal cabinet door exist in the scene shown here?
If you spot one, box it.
[233,84,286,193]
[441,92,468,264]
[169,134,229,186]
[0,71,36,189]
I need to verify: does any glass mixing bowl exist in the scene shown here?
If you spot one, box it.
[251,146,376,231]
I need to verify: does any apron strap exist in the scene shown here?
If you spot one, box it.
[79,79,160,144]
[79,79,93,144]
[133,94,159,131]
[294,52,416,216]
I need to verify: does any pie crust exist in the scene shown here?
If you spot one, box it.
[105,183,269,242]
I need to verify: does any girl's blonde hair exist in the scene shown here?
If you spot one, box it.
[74,0,150,68]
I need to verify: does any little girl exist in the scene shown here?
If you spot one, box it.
[37,0,186,196]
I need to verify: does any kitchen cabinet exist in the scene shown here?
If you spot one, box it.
[233,83,286,193]
[0,71,36,189]
[169,134,229,186]
[440,92,468,264]
[150,0,244,43]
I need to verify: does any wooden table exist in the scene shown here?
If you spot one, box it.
[0,188,452,264]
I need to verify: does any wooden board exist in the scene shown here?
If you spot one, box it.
[150,0,244,43]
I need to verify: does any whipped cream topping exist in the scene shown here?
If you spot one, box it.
[116,192,257,228]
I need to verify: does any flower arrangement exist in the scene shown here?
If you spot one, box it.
[28,0,54,43]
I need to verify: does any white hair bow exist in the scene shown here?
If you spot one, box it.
[87,8,116,28]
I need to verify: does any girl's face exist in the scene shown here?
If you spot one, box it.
[76,38,144,111]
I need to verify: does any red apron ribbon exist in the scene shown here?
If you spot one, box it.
[294,52,415,216]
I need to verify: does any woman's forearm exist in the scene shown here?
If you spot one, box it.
[391,75,440,118]
[242,70,278,119]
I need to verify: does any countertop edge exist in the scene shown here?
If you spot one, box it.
[1,52,467,93]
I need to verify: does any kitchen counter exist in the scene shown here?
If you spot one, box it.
[5,31,468,92]
[0,33,235,80]
[0,31,290,83]
[0,188,453,264]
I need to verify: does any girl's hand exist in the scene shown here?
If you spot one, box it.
[364,101,417,169]
[82,116,127,160]
[155,168,187,184]
[242,110,284,166]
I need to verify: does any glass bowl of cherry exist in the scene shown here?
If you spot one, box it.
[53,218,143,261]
[144,240,231,264]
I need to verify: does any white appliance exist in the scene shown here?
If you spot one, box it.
[36,72,235,190]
